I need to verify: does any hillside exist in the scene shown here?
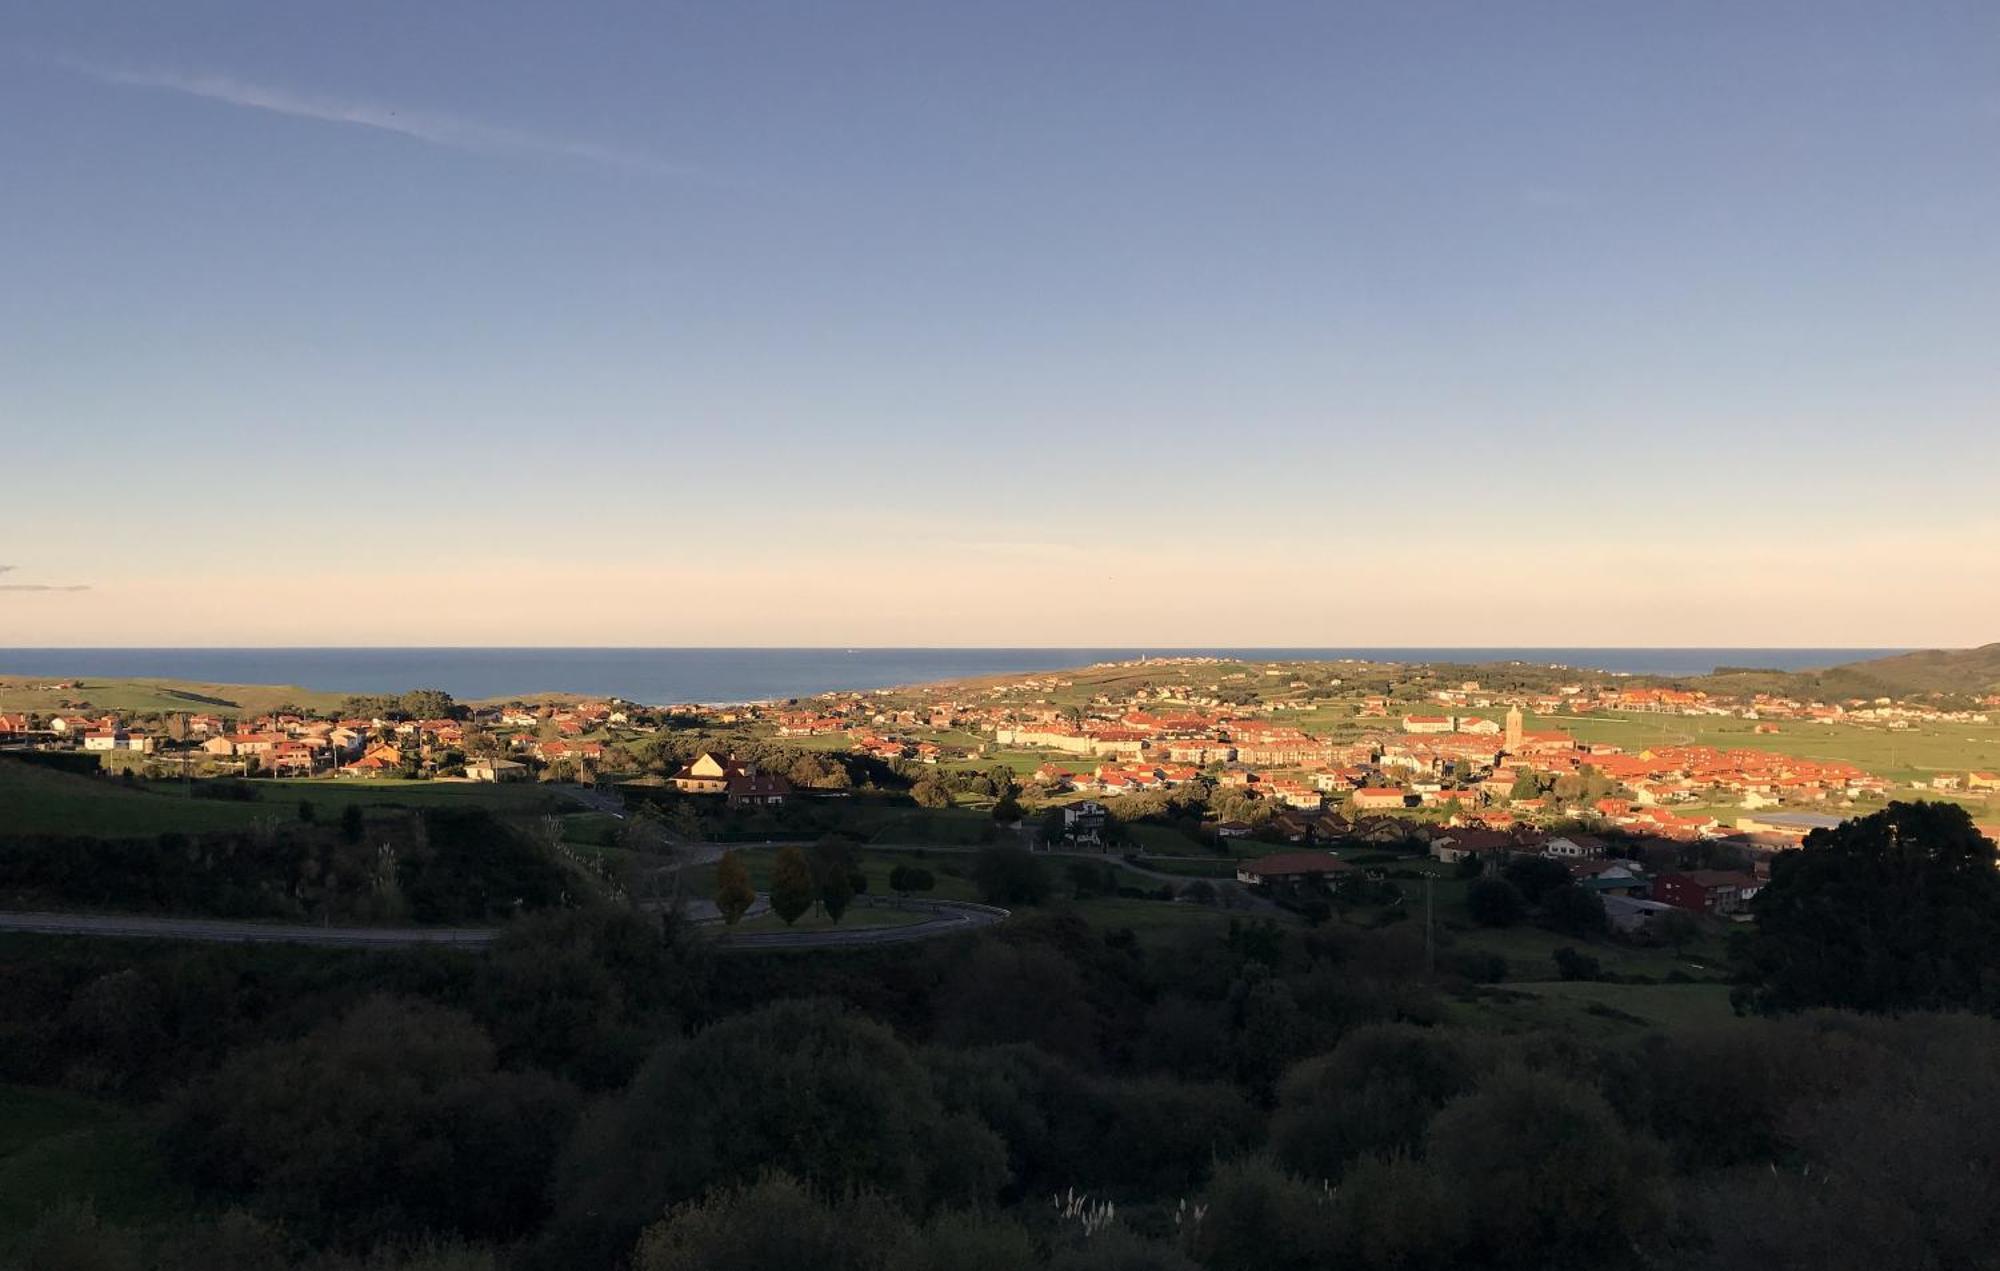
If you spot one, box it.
[0,676,350,718]
[1827,644,2000,698]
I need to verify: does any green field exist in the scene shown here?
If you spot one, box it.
[0,1085,181,1248]
[1064,894,1263,942]
[0,760,581,838]
[724,903,930,933]
[1505,980,1739,1028]
[246,778,576,822]
[688,845,987,904]
[1445,981,1738,1036]
[1523,709,2000,787]
[0,761,271,835]
[0,676,349,718]
[1441,918,1727,982]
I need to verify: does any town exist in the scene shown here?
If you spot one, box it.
[5,654,1998,940]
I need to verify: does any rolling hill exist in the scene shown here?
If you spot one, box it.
[1827,644,2000,698]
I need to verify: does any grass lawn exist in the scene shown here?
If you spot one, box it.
[0,761,269,836]
[1132,857,1239,879]
[1062,896,1280,945]
[0,676,348,718]
[0,760,582,840]
[1121,823,1216,857]
[1523,709,2000,787]
[1503,980,1740,1030]
[723,903,930,934]
[250,779,574,821]
[687,846,987,905]
[0,1085,183,1249]
[856,806,1001,847]
[1441,920,1728,982]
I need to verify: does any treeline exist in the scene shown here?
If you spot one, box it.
[10,907,2000,1270]
[6,802,2000,1270]
[0,808,568,925]
[334,689,465,721]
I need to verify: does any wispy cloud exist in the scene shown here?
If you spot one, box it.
[0,564,90,592]
[60,59,691,177]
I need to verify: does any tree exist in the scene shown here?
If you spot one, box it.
[544,1001,1005,1267]
[713,851,755,926]
[992,792,1023,824]
[1466,877,1525,927]
[1188,1157,1338,1271]
[1741,801,2000,1014]
[1426,1068,1668,1267]
[820,863,855,923]
[1272,1023,1475,1179]
[1654,907,1699,954]
[769,846,815,926]
[1552,946,1602,980]
[889,864,935,897]
[398,689,460,721]
[1539,884,1607,937]
[164,996,578,1244]
[808,838,861,920]
[912,775,954,809]
[1502,856,1570,906]
[971,846,1052,905]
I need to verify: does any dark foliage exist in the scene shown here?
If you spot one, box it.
[1739,801,2000,1014]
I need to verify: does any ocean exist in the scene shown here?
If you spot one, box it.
[0,648,1900,706]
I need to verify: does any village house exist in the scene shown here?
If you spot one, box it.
[340,743,405,778]
[466,757,529,783]
[1401,714,1455,734]
[1236,850,1354,886]
[1567,858,1650,897]
[1653,870,1761,916]
[672,752,742,793]
[83,729,155,754]
[1542,833,1608,859]
[1062,800,1108,846]
[1352,787,1410,812]
[1429,827,1514,865]
[726,769,793,806]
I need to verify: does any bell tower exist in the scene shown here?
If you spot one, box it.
[1504,705,1524,752]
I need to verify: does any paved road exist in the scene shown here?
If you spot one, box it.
[0,910,497,948]
[0,896,1005,951]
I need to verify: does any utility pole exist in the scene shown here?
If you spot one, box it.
[1424,872,1435,978]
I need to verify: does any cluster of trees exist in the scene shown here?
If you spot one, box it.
[0,807,568,925]
[335,689,465,722]
[1466,856,1609,937]
[6,802,2000,1270]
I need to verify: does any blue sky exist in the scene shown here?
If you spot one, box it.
[2,2,1996,645]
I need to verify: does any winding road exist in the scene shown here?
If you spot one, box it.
[0,896,1008,952]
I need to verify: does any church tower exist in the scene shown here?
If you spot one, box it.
[1504,705,1524,752]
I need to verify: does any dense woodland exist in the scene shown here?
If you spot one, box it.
[0,800,1996,1269]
